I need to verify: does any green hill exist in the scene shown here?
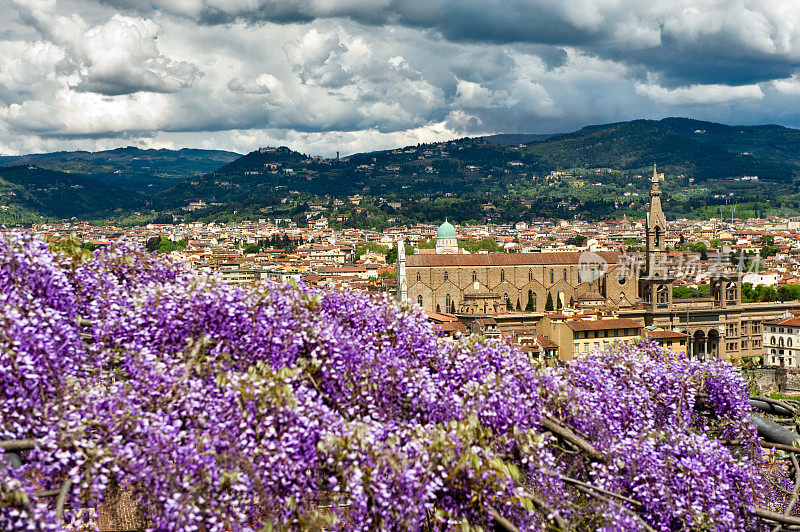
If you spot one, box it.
[0,147,240,191]
[0,165,145,221]
[5,118,800,224]
[518,119,795,180]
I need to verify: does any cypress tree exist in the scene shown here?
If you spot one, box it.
[525,289,534,311]
[545,292,554,311]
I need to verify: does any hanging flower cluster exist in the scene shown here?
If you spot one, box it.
[0,232,779,530]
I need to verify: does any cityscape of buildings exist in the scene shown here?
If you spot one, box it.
[14,166,800,367]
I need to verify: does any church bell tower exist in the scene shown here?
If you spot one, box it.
[640,164,674,311]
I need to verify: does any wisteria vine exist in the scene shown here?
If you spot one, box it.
[0,231,787,530]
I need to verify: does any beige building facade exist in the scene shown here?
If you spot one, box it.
[406,252,638,314]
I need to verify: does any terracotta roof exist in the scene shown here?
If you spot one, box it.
[763,318,800,328]
[406,251,620,267]
[534,335,558,348]
[425,311,459,323]
[577,290,605,301]
[566,318,643,332]
[647,330,689,339]
[435,322,468,334]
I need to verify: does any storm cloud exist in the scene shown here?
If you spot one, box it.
[1,0,800,156]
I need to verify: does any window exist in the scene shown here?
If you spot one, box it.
[654,226,661,248]
[741,340,748,349]
[472,270,477,282]
[531,292,536,311]
[416,272,421,281]
[753,323,762,334]
[528,269,533,282]
[445,294,451,313]
[563,268,567,281]
[772,336,777,345]
[500,269,505,282]
[657,285,668,304]
[550,269,554,284]
[444,271,449,281]
[790,338,794,348]
[726,323,738,337]
[780,337,785,348]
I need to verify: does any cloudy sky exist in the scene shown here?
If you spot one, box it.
[2,0,800,157]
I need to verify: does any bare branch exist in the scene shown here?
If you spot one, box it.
[559,475,642,508]
[568,481,656,532]
[753,396,800,416]
[0,439,36,451]
[540,417,602,461]
[786,454,800,518]
[755,507,800,526]
[761,442,800,455]
[55,478,72,521]
[487,507,520,532]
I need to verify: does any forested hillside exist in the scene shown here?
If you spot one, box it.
[5,118,800,224]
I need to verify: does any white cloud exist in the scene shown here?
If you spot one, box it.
[635,82,764,105]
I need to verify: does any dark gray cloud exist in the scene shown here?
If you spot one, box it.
[0,0,799,156]
[95,0,800,86]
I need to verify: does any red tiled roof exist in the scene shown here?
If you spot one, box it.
[647,330,689,339]
[763,318,800,328]
[407,251,620,267]
[566,318,643,332]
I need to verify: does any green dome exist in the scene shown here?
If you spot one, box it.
[436,220,457,238]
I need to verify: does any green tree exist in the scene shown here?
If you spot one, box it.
[243,243,260,254]
[545,292,554,311]
[145,236,161,252]
[516,298,521,311]
[525,289,534,311]
[565,234,588,247]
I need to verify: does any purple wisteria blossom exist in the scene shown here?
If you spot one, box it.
[0,232,783,530]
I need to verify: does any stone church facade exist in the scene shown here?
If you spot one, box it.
[405,252,638,314]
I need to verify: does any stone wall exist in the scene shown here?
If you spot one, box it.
[747,368,800,395]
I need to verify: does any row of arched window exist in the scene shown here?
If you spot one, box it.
[771,336,793,347]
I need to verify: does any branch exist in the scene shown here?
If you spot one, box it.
[756,507,800,526]
[559,475,642,508]
[786,454,800,518]
[753,396,800,416]
[0,439,36,451]
[540,417,602,461]
[761,442,800,454]
[487,507,520,532]
[55,478,72,521]
[524,491,570,531]
[567,481,656,532]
